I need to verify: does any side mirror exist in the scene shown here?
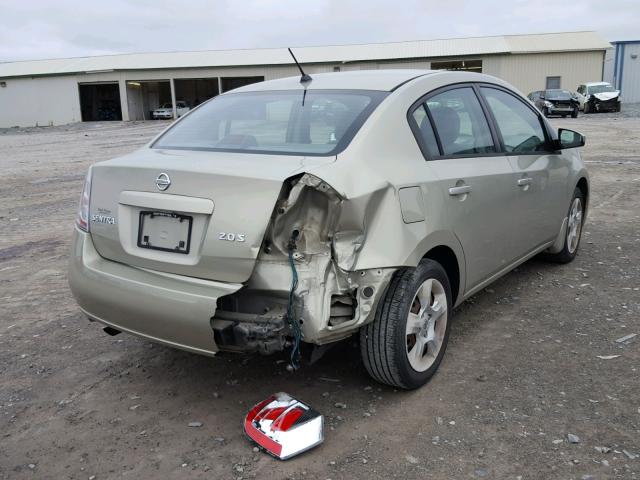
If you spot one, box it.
[539,94,545,100]
[557,128,585,149]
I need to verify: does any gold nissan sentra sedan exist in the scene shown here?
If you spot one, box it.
[69,70,588,389]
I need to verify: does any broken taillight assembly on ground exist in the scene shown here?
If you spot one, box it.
[244,392,324,460]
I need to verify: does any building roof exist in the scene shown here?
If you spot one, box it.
[234,69,435,92]
[0,31,611,79]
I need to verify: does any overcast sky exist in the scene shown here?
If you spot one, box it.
[1,0,638,62]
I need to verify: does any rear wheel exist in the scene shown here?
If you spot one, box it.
[571,108,578,118]
[360,259,452,390]
[583,103,590,114]
[545,187,584,264]
[543,107,550,117]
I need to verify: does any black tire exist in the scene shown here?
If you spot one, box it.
[583,103,590,114]
[571,108,578,118]
[360,259,453,390]
[544,187,585,264]
[543,107,549,117]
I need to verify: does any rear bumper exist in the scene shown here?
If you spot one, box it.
[68,228,242,355]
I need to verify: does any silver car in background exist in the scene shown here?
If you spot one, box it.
[69,70,588,389]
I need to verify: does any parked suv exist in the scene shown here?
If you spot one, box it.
[69,70,589,389]
[528,89,579,117]
[575,82,621,113]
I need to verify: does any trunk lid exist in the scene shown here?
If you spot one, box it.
[89,148,332,282]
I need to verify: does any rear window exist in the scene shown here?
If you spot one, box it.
[152,89,388,156]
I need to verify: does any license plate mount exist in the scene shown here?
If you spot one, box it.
[137,211,193,254]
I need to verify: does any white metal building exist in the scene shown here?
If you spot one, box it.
[604,40,640,103]
[0,31,611,128]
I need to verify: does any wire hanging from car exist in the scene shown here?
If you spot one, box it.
[286,230,303,371]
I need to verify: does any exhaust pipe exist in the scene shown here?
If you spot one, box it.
[103,326,122,336]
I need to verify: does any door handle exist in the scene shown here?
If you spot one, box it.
[448,185,472,196]
[517,177,532,187]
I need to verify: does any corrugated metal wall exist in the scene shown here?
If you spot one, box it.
[1,52,609,127]
[619,43,640,103]
[0,76,81,128]
[482,51,605,96]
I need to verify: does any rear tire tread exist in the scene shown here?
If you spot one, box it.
[363,269,407,387]
[360,260,451,389]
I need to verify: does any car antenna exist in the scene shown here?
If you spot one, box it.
[288,48,312,84]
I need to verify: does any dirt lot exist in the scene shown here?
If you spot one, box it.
[1,110,638,480]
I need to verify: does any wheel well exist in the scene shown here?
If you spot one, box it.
[424,246,460,305]
[576,177,589,216]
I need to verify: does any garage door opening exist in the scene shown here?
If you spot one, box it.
[430,59,482,72]
[174,78,219,109]
[126,80,172,121]
[221,76,264,93]
[79,83,122,121]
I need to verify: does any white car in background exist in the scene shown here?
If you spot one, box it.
[152,101,191,120]
[575,82,621,113]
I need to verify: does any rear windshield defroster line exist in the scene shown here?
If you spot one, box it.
[151,89,388,157]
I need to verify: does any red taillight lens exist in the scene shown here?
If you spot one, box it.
[272,407,304,432]
[76,169,92,232]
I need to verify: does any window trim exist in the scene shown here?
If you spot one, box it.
[476,83,556,155]
[407,81,560,161]
[406,82,502,161]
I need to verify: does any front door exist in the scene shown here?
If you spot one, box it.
[479,86,566,253]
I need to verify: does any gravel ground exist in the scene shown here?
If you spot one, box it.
[0,109,639,480]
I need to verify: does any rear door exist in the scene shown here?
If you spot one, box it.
[478,85,567,254]
[409,85,519,291]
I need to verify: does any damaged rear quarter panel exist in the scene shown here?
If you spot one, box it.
[218,73,476,348]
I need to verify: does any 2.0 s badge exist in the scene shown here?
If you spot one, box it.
[219,232,245,242]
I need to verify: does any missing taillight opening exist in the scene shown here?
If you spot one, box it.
[76,169,92,232]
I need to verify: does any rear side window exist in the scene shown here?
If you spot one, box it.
[411,105,439,157]
[424,87,496,157]
[480,87,547,153]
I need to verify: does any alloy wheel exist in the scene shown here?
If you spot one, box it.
[405,278,448,372]
[567,197,583,254]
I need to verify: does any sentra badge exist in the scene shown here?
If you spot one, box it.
[92,208,116,225]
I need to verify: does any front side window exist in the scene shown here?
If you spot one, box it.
[424,87,495,156]
[481,87,548,154]
[152,89,387,156]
